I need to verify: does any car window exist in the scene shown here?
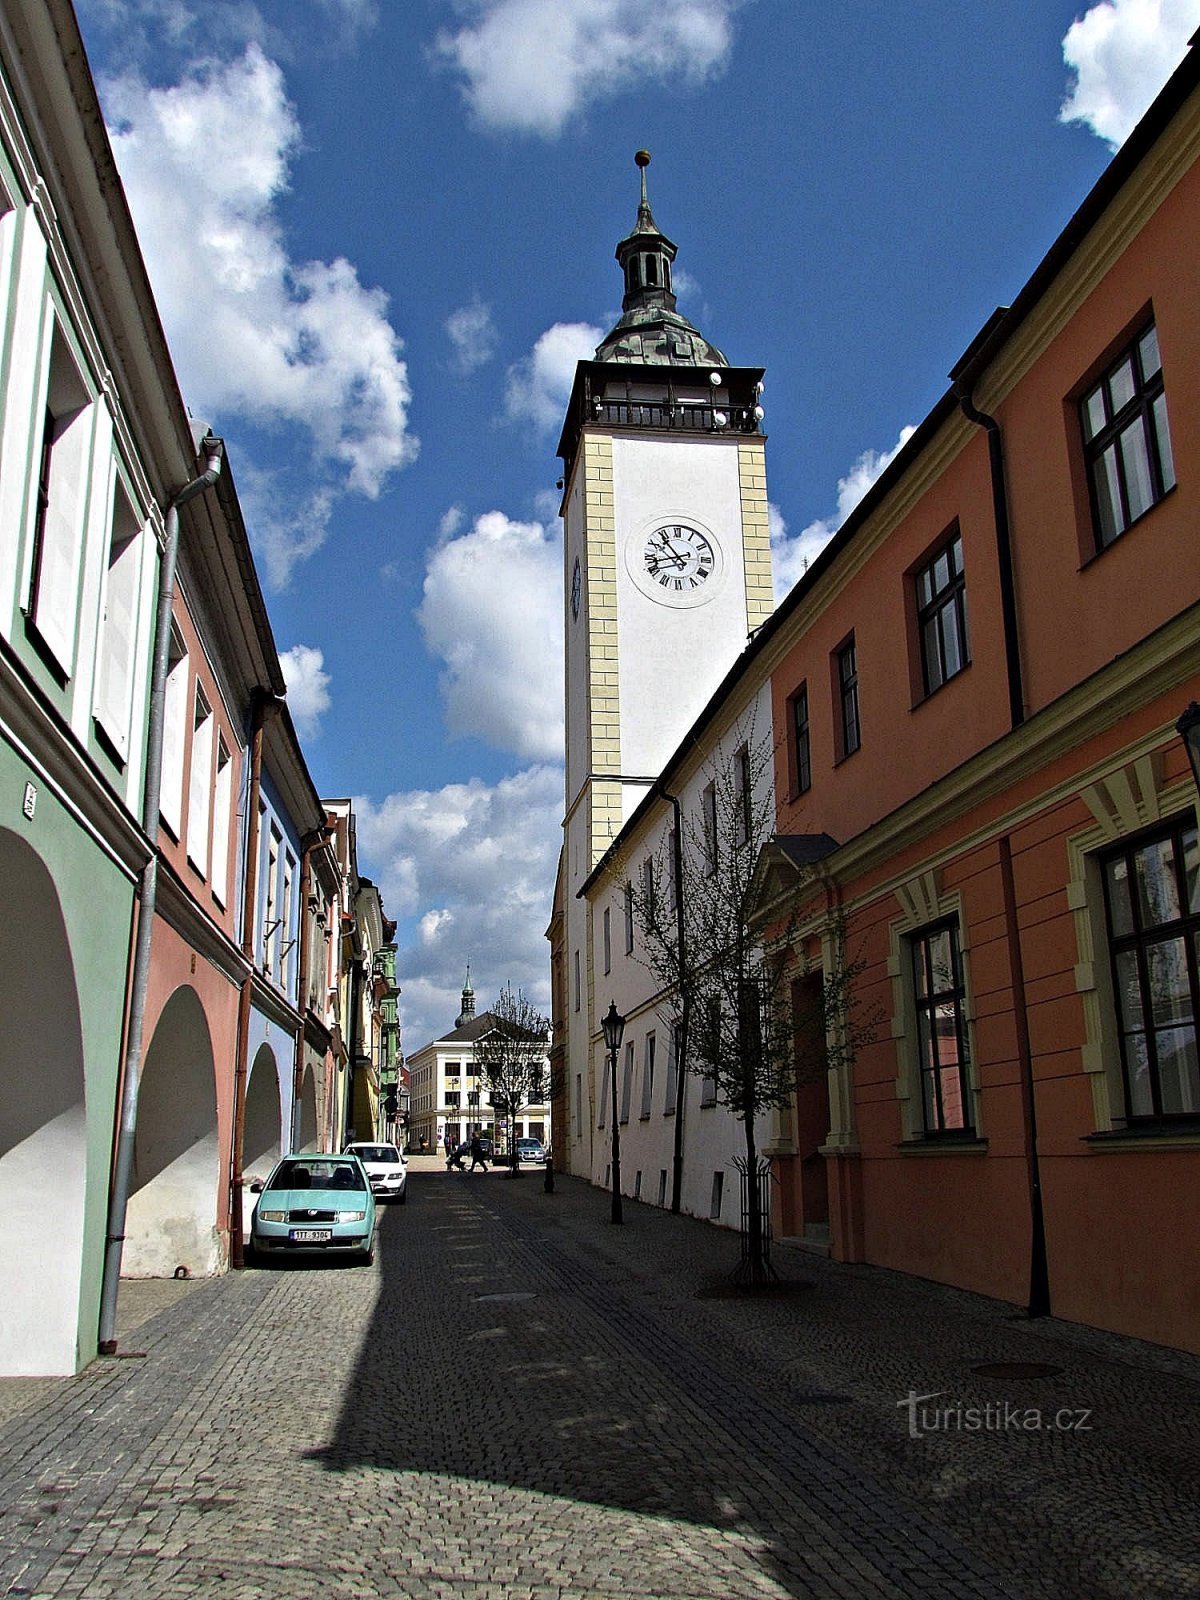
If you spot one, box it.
[352,1145,399,1163]
[274,1159,366,1191]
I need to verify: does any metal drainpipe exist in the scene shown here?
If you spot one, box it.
[98,437,224,1355]
[953,384,1025,730]
[229,689,281,1270]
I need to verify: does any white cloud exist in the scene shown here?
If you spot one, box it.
[505,321,603,433]
[1060,0,1200,147]
[279,643,332,739]
[354,765,562,1049]
[417,509,563,760]
[772,426,916,602]
[436,0,739,136]
[101,46,417,584]
[446,297,499,373]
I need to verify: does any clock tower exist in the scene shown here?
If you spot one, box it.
[558,151,774,880]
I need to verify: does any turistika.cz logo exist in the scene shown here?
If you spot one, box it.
[897,1390,1093,1439]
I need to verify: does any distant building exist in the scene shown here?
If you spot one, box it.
[408,974,551,1154]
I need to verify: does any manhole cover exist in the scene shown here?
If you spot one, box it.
[970,1361,1064,1379]
[474,1292,536,1303]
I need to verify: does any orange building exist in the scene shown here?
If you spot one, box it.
[757,47,1200,1353]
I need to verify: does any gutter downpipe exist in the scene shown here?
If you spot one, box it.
[229,689,282,1269]
[953,382,1025,732]
[658,786,689,1214]
[98,437,224,1354]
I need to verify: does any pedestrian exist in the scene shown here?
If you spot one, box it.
[468,1134,488,1173]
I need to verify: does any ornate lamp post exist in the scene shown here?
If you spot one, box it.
[602,1001,625,1224]
[1177,703,1200,795]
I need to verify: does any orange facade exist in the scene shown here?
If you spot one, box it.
[764,55,1200,1353]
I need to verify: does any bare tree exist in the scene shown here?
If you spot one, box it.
[625,721,873,1283]
[473,987,551,1176]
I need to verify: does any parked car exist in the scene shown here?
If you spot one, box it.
[476,1136,495,1160]
[515,1137,547,1164]
[249,1154,376,1263]
[344,1141,408,1203]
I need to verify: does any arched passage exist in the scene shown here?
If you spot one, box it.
[0,830,87,1374]
[126,985,220,1277]
[244,1044,282,1179]
[297,1065,319,1152]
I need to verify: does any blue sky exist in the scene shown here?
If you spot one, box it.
[74,0,1200,1050]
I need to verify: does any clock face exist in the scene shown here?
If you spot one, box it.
[641,524,715,593]
[571,557,581,620]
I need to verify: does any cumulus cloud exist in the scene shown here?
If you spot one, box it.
[354,765,562,1048]
[1060,0,1199,147]
[446,297,499,373]
[279,644,332,739]
[417,510,563,760]
[435,0,740,136]
[772,426,916,601]
[102,46,416,583]
[505,321,603,433]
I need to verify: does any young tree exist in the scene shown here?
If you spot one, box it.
[625,720,872,1283]
[473,987,551,1176]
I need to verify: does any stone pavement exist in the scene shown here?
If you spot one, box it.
[0,1166,1198,1600]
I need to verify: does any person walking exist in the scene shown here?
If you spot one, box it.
[446,1140,467,1171]
[468,1134,489,1173]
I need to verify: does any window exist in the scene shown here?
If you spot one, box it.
[445,1091,460,1108]
[187,682,213,876]
[573,949,580,1012]
[699,997,719,1105]
[640,1033,655,1118]
[619,1040,633,1123]
[642,856,657,927]
[789,684,811,796]
[25,328,92,675]
[911,921,973,1134]
[664,1024,679,1114]
[159,626,188,837]
[264,828,280,974]
[624,879,634,954]
[598,1054,609,1127]
[210,738,232,907]
[574,1073,583,1137]
[603,906,611,974]
[281,853,296,985]
[94,484,142,756]
[836,637,860,758]
[1101,818,1199,1120]
[915,530,968,696]
[710,1171,724,1219]
[658,1170,667,1206]
[734,744,751,847]
[1081,320,1175,550]
[702,782,717,875]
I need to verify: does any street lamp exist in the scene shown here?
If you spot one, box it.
[1177,703,1200,795]
[602,1001,625,1224]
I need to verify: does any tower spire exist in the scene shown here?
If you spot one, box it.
[594,150,727,367]
[456,963,476,1028]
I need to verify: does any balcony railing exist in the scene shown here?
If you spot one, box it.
[590,397,762,434]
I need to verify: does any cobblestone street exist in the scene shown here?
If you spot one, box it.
[1,1162,1198,1600]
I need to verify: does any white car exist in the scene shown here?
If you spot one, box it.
[515,1137,547,1164]
[344,1142,408,1203]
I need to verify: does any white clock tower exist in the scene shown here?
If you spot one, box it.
[558,150,774,881]
[553,152,774,1169]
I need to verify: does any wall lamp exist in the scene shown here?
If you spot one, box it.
[1177,703,1200,795]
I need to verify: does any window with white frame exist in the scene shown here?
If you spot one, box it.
[210,737,232,907]
[664,1023,679,1114]
[598,1054,609,1128]
[93,482,142,757]
[1080,319,1175,552]
[640,1032,655,1118]
[910,920,974,1135]
[1100,816,1199,1120]
[186,681,214,876]
[619,1040,633,1123]
[159,625,188,838]
[281,852,296,985]
[264,826,280,974]
[25,326,93,675]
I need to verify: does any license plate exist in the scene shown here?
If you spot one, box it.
[290,1227,332,1242]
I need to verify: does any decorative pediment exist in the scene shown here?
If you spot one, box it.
[747,833,840,918]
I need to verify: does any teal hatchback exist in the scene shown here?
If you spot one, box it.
[249,1153,376,1264]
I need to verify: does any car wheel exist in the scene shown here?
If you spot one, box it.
[361,1238,375,1266]
[398,1190,407,1205]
